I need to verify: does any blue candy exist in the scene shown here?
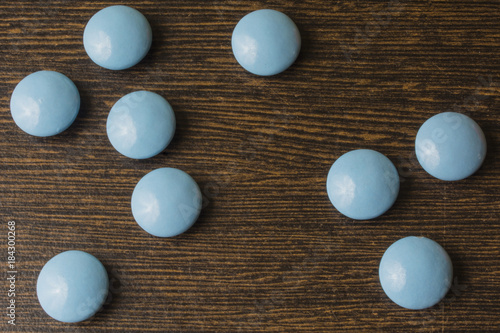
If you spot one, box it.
[37,250,109,323]
[379,236,453,310]
[10,71,80,137]
[106,91,176,159]
[232,9,301,76]
[83,5,152,70]
[326,149,400,220]
[131,168,202,237]
[415,112,487,181]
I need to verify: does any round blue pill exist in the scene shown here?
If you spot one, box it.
[232,9,301,76]
[415,112,487,181]
[326,149,400,220]
[106,91,176,159]
[131,168,202,237]
[37,250,109,323]
[83,5,152,70]
[10,71,80,137]
[379,236,453,310]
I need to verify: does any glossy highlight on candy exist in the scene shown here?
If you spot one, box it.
[415,112,487,181]
[83,5,152,70]
[10,71,80,137]
[232,9,301,76]
[106,91,176,159]
[37,250,109,323]
[379,236,453,310]
[326,149,400,220]
[131,168,202,237]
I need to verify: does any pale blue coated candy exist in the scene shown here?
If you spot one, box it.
[379,236,453,310]
[326,149,399,220]
[37,250,109,323]
[83,5,152,70]
[106,91,176,159]
[10,71,80,137]
[415,112,487,181]
[131,168,202,237]
[231,9,301,76]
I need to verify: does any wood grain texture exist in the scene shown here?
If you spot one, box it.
[0,0,499,332]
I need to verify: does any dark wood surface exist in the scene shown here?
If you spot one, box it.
[1,1,499,332]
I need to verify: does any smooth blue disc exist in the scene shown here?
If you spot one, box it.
[106,91,176,159]
[131,168,202,237]
[379,236,453,310]
[326,149,400,220]
[231,9,301,76]
[37,250,109,323]
[83,5,152,70]
[10,71,80,137]
[415,112,487,181]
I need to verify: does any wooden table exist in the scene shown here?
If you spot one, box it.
[1,1,499,332]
